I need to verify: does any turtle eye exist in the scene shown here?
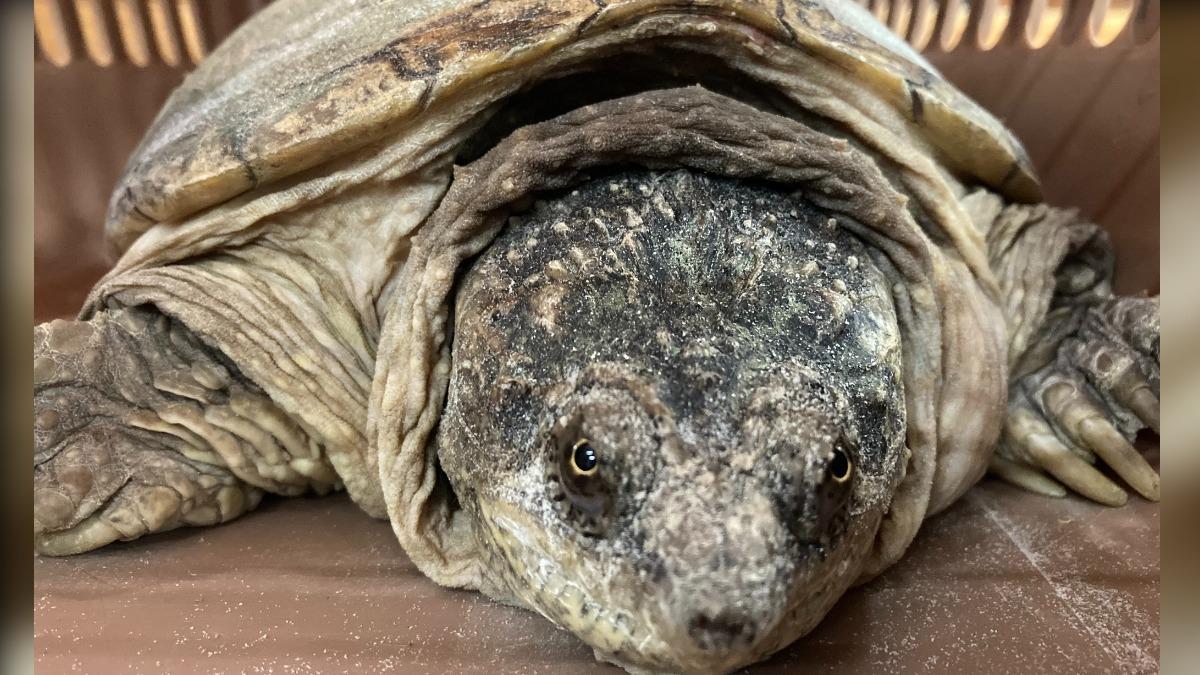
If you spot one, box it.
[828,446,853,483]
[570,438,599,476]
[551,435,611,526]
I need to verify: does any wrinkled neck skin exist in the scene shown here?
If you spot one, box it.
[435,169,906,673]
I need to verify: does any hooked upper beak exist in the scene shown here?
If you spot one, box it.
[645,488,795,666]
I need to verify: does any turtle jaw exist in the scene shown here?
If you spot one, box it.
[630,482,799,672]
[469,496,783,674]
[446,359,885,673]
[457,367,866,674]
[469,465,862,675]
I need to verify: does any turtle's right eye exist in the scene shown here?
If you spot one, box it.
[570,438,599,476]
[547,432,613,535]
[540,377,665,536]
[559,436,609,514]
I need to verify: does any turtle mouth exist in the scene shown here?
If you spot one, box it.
[474,500,661,662]
[474,497,787,675]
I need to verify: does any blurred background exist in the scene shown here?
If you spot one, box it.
[1159,3,1197,674]
[9,0,1191,673]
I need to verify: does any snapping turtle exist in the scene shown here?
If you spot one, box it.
[33,0,1159,672]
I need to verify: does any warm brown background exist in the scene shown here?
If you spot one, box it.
[33,1,1160,673]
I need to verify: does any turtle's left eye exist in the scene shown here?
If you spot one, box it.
[571,438,599,476]
[828,446,852,483]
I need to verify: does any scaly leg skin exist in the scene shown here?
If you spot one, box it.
[34,306,338,555]
[994,296,1159,505]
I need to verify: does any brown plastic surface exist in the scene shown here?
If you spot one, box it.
[34,477,1158,673]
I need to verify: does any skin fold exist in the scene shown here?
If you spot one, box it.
[33,306,335,555]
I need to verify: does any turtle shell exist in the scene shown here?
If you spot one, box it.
[106,0,1038,257]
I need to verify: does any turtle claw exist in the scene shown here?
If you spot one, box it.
[1040,381,1157,502]
[988,454,1067,499]
[1077,417,1159,501]
[1110,364,1160,434]
[36,480,263,556]
[1122,387,1160,435]
[994,296,1158,505]
[33,419,264,555]
[1000,407,1127,507]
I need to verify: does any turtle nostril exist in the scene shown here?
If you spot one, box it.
[686,610,757,652]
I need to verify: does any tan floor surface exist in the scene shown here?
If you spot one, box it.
[35,472,1158,674]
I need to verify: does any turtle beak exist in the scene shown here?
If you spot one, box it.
[674,586,765,655]
[643,480,794,666]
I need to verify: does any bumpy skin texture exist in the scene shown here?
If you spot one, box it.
[437,169,905,671]
[34,307,336,555]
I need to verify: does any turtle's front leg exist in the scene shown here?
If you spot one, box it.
[34,306,337,554]
[968,192,1161,505]
[995,296,1159,505]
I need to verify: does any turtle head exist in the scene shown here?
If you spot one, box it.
[435,168,905,671]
